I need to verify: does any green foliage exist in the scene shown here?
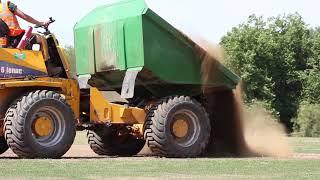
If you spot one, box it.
[293,103,320,137]
[221,13,313,129]
[63,45,76,77]
[300,28,320,104]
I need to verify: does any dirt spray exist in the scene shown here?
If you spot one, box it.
[244,104,293,157]
[193,37,292,157]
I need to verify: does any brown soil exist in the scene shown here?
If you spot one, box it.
[0,145,99,158]
[192,37,293,158]
[1,145,319,160]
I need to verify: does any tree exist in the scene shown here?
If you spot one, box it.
[63,45,77,77]
[301,28,320,104]
[220,13,312,129]
[294,103,320,137]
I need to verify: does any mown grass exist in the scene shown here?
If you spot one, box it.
[0,158,319,179]
[0,133,319,179]
[290,137,320,154]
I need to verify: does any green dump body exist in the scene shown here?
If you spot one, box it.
[74,0,240,98]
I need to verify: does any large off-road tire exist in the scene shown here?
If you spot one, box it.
[144,96,211,158]
[0,136,8,154]
[87,127,145,156]
[4,90,76,159]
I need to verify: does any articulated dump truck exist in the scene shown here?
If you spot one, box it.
[0,0,239,158]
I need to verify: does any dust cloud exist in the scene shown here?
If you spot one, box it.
[192,36,292,157]
[244,103,293,157]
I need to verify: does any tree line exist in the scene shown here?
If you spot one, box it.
[220,13,320,136]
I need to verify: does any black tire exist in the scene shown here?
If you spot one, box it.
[87,127,145,156]
[0,136,8,154]
[144,96,211,158]
[4,90,76,159]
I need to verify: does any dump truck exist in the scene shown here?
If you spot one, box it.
[0,0,240,158]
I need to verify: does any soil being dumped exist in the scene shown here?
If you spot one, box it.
[193,38,292,157]
[244,104,293,157]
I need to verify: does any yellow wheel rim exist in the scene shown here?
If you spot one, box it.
[33,117,54,138]
[172,119,189,138]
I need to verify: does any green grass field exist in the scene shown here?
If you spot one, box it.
[0,133,319,179]
[0,158,319,179]
[291,138,320,154]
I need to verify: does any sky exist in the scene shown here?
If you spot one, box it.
[12,0,320,46]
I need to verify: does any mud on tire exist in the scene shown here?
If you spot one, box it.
[4,90,76,159]
[144,96,211,158]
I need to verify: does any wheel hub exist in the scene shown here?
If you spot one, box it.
[172,119,189,138]
[33,117,54,138]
